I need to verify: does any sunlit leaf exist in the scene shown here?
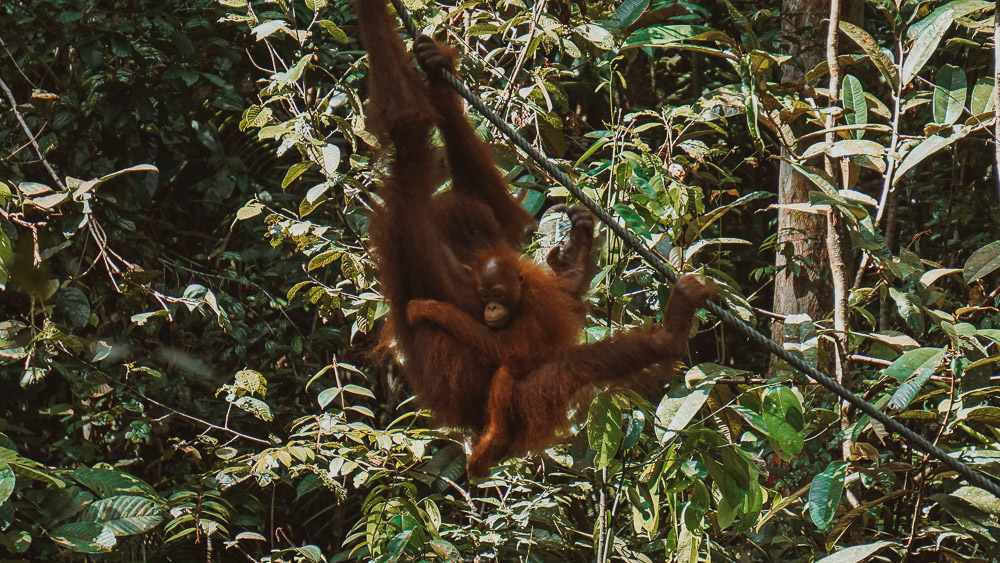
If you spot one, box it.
[838,21,898,89]
[964,241,1000,283]
[894,125,970,185]
[762,386,804,457]
[841,75,867,139]
[588,393,622,469]
[809,461,849,529]
[932,64,966,124]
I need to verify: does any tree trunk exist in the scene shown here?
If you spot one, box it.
[772,0,833,350]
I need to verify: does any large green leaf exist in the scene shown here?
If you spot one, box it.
[932,64,967,125]
[588,393,622,469]
[841,75,867,139]
[883,347,945,382]
[73,467,158,499]
[970,77,997,115]
[80,495,163,536]
[608,0,648,30]
[888,348,945,410]
[809,461,849,529]
[627,482,660,535]
[0,225,11,290]
[906,0,994,39]
[0,463,14,504]
[887,287,924,334]
[761,386,805,457]
[894,125,971,185]
[900,11,955,86]
[964,241,1000,283]
[816,541,896,562]
[49,522,116,553]
[622,25,734,57]
[653,378,714,442]
[838,21,898,89]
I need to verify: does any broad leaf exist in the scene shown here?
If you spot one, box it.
[894,125,970,185]
[809,461,849,529]
[588,393,622,469]
[970,77,996,115]
[49,522,116,553]
[900,12,954,86]
[838,21,898,88]
[816,541,896,562]
[762,386,805,457]
[964,241,1000,283]
[80,495,163,536]
[841,75,867,138]
[883,347,945,383]
[932,64,966,125]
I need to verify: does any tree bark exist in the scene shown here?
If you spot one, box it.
[772,0,832,351]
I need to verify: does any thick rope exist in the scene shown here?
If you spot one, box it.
[385,0,1000,497]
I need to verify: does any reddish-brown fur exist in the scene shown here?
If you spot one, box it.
[357,0,714,477]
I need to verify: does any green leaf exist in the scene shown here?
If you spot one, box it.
[342,383,375,399]
[0,463,14,504]
[588,393,622,470]
[809,461,849,529]
[282,162,314,189]
[252,20,288,41]
[0,226,13,290]
[49,522,116,553]
[236,202,264,220]
[906,0,993,39]
[841,75,867,139]
[53,287,91,329]
[970,77,996,115]
[319,20,348,44]
[762,387,805,457]
[932,64,967,124]
[801,139,885,160]
[320,144,340,178]
[900,14,953,87]
[80,495,163,536]
[307,249,341,271]
[613,203,651,239]
[429,540,461,562]
[622,25,733,58]
[73,467,158,499]
[654,380,714,442]
[964,241,1000,283]
[317,387,339,409]
[888,349,945,410]
[883,347,945,382]
[234,369,267,397]
[608,0,648,30]
[240,105,273,130]
[816,541,896,562]
[887,287,924,334]
[574,24,616,51]
[838,21,898,89]
[233,397,273,421]
[894,125,971,185]
[627,482,659,535]
[28,192,68,209]
[305,0,327,12]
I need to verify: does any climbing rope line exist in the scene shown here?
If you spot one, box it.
[386,0,1000,498]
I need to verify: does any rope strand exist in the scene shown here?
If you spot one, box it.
[385,0,1000,498]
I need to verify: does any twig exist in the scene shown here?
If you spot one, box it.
[121,368,269,445]
[0,75,64,190]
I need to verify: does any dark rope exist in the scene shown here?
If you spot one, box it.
[386,0,1000,498]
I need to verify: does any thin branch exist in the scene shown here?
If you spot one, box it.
[0,75,64,190]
